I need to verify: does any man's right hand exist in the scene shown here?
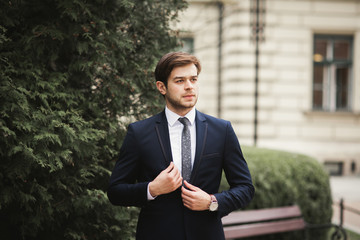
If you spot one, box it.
[148,162,183,197]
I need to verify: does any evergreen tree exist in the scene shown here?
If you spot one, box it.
[0,0,187,239]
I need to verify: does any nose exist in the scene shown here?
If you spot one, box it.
[184,79,194,89]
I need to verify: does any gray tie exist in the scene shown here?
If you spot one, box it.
[178,117,192,182]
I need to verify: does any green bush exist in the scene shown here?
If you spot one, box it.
[220,146,332,240]
[0,0,187,239]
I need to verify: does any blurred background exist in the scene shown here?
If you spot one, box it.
[173,0,360,235]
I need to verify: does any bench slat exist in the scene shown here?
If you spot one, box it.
[224,218,306,239]
[222,205,302,225]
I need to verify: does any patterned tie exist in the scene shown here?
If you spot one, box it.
[178,117,192,182]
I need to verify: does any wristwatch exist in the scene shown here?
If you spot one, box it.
[209,194,218,211]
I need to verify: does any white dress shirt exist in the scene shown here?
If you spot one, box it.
[147,107,196,200]
[165,106,196,173]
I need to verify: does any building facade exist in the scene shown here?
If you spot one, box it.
[173,0,360,175]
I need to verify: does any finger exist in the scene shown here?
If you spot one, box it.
[171,162,178,171]
[181,186,193,198]
[182,195,195,210]
[181,190,192,203]
[177,175,183,186]
[173,164,180,175]
[172,169,183,188]
[181,186,188,195]
[169,164,179,177]
[173,168,180,180]
[183,200,191,208]
[183,180,197,191]
[168,167,182,186]
[165,162,174,173]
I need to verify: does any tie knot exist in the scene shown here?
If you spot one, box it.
[178,117,191,127]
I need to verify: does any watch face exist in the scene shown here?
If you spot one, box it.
[210,202,218,211]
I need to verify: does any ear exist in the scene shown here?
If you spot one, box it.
[156,81,167,95]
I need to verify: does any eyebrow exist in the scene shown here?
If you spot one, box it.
[172,75,198,80]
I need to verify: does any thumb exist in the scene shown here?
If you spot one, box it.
[184,180,197,191]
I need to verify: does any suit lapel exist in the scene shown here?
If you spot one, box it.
[155,111,173,165]
[190,110,208,182]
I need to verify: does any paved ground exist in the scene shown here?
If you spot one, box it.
[330,176,360,234]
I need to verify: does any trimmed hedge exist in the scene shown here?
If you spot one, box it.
[0,1,187,239]
[220,146,332,240]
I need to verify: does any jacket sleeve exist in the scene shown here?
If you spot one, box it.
[107,124,149,207]
[214,122,255,218]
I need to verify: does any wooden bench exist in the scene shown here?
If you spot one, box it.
[222,205,346,240]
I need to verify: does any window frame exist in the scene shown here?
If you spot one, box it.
[176,37,194,54]
[312,34,353,112]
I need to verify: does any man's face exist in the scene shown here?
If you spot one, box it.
[156,63,199,116]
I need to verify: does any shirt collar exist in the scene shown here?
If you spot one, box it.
[165,106,196,127]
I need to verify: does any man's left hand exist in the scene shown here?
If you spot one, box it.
[181,180,211,211]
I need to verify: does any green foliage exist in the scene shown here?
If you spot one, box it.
[220,146,333,240]
[0,0,187,239]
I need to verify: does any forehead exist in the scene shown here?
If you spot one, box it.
[169,64,198,79]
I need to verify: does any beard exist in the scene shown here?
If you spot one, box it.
[165,92,198,114]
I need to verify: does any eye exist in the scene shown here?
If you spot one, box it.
[191,77,198,82]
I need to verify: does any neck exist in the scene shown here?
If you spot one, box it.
[166,105,194,117]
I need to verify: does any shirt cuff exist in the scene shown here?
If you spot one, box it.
[147,183,156,200]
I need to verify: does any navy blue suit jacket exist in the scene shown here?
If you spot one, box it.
[108,110,254,240]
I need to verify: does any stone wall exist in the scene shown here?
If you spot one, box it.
[174,0,360,175]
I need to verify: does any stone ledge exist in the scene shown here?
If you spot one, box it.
[303,110,360,118]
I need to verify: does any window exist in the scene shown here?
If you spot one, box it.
[176,37,194,54]
[312,35,353,111]
[324,161,343,176]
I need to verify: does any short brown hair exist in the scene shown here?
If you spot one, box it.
[155,52,201,86]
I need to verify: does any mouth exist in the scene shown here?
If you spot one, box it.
[183,94,195,99]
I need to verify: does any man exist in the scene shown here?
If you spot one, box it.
[107,52,254,240]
